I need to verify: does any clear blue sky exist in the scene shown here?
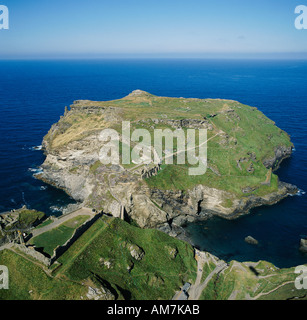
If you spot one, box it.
[0,0,306,58]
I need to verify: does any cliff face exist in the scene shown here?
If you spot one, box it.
[37,90,297,229]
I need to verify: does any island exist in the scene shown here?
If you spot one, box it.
[38,90,296,231]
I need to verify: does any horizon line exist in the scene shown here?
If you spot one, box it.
[1,54,307,61]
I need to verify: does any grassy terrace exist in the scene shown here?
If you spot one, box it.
[34,219,53,229]
[28,215,90,256]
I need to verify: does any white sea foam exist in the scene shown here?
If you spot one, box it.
[23,145,43,151]
[49,203,81,215]
[50,205,63,213]
[290,188,306,197]
[28,167,43,175]
[32,145,42,151]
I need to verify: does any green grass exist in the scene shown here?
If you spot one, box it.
[258,282,307,300]
[18,210,45,227]
[29,215,90,256]
[0,250,86,300]
[58,216,197,300]
[200,260,307,300]
[34,219,53,229]
[0,216,303,300]
[4,209,46,232]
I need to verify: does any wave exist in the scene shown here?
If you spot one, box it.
[289,188,306,197]
[31,145,42,151]
[50,205,63,213]
[28,167,43,175]
[21,191,29,207]
[297,189,306,196]
[22,145,43,151]
[49,202,81,215]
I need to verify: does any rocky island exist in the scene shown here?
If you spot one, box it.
[38,90,297,231]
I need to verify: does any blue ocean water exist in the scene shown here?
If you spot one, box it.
[0,59,306,267]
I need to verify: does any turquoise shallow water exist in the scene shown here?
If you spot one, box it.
[0,59,306,266]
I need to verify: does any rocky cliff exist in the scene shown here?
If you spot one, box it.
[37,90,297,230]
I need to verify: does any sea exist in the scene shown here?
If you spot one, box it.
[0,59,306,268]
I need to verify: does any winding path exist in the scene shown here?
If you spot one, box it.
[188,250,228,300]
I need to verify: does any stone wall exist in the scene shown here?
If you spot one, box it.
[14,243,51,266]
[8,213,101,267]
[141,164,161,179]
[50,213,101,264]
[140,118,213,130]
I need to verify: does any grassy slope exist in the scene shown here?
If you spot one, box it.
[1,216,304,300]
[0,217,196,300]
[200,260,307,300]
[0,249,86,300]
[57,216,197,300]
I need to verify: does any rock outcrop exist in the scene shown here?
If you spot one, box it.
[299,238,307,253]
[86,286,115,300]
[126,243,145,261]
[245,236,259,246]
[262,146,292,170]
